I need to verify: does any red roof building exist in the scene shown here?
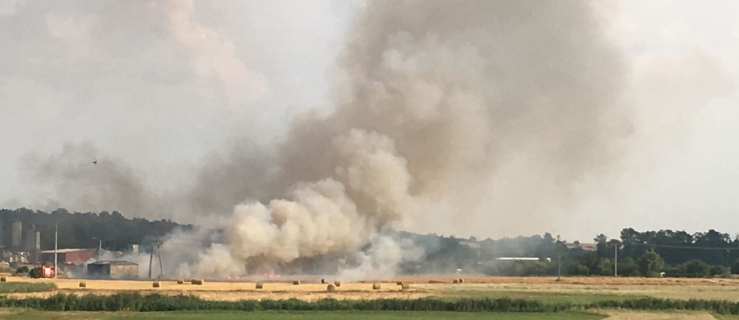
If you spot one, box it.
[41,248,98,264]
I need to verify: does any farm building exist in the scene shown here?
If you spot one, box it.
[87,260,139,279]
[41,248,98,264]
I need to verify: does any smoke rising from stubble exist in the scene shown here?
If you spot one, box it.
[173,0,631,277]
[16,1,635,278]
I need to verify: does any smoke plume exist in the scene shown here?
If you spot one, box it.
[14,0,640,278]
[19,143,168,218]
[169,0,631,277]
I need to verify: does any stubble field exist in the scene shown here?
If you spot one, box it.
[5,274,739,302]
[5,275,739,319]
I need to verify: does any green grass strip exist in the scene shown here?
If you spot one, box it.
[0,282,57,294]
[1,293,739,315]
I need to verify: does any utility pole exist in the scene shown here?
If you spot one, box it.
[148,235,159,279]
[557,235,561,281]
[54,224,58,278]
[148,242,154,279]
[157,242,163,278]
[614,243,618,277]
[98,239,102,261]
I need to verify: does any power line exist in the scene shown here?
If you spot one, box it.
[628,243,739,251]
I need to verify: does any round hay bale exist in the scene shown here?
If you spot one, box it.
[321,278,328,284]
[327,284,336,292]
[293,280,300,285]
[256,282,263,289]
[0,276,6,282]
[452,279,459,284]
[401,284,410,290]
[79,282,87,288]
[458,278,465,284]
[152,281,160,288]
[334,280,341,287]
[396,281,403,286]
[176,280,184,284]
[191,279,204,285]
[372,283,381,290]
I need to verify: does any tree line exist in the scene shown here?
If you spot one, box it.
[398,229,739,278]
[3,207,738,278]
[0,208,187,252]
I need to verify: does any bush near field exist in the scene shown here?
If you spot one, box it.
[4,293,739,315]
[0,282,58,294]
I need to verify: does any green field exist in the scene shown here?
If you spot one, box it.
[0,309,604,320]
[0,282,57,294]
[439,290,647,304]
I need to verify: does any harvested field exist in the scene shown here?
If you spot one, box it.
[599,310,718,320]
[388,275,739,286]
[5,275,739,302]
[0,276,430,301]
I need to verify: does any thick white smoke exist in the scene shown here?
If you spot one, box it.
[164,0,632,278]
[22,1,733,279]
[337,235,424,283]
[179,129,417,275]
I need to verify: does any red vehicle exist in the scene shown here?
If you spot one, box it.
[40,265,56,278]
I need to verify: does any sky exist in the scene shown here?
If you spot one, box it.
[1,0,738,243]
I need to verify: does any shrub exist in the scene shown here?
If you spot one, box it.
[638,251,665,277]
[710,265,728,277]
[569,263,589,275]
[681,259,711,278]
[731,258,739,275]
[618,257,641,276]
[596,258,614,276]
[523,262,550,276]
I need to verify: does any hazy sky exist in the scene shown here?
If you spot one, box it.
[1,0,737,242]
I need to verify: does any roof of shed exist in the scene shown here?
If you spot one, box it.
[87,260,138,266]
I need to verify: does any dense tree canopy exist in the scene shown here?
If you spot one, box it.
[1,208,188,252]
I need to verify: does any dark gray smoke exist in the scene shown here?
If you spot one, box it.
[19,143,167,218]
